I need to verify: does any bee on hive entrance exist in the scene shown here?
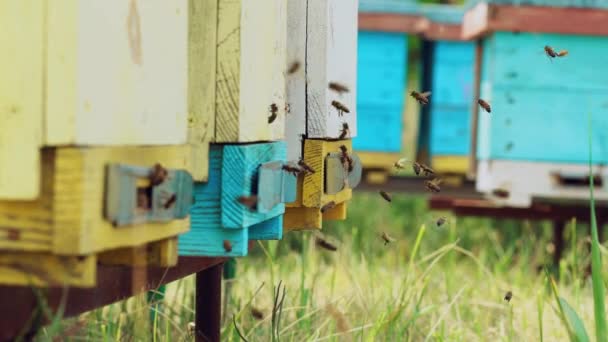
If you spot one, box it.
[223,240,232,253]
[320,201,336,213]
[315,236,338,251]
[379,190,392,202]
[436,216,447,227]
[282,163,302,177]
[381,232,395,246]
[339,123,350,139]
[492,188,510,198]
[504,291,513,303]
[339,145,353,172]
[328,82,350,95]
[149,163,168,186]
[410,91,431,105]
[298,160,315,174]
[237,195,258,211]
[424,178,443,193]
[287,61,300,74]
[251,307,264,320]
[268,103,279,123]
[163,194,177,209]
[331,100,350,117]
[478,99,491,113]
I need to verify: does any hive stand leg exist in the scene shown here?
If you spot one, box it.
[221,258,237,325]
[195,263,223,342]
[552,220,566,267]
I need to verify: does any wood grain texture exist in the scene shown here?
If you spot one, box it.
[248,215,283,240]
[476,159,608,208]
[285,0,307,161]
[216,0,287,142]
[179,145,249,257]
[307,0,358,139]
[283,207,322,231]
[431,156,469,174]
[0,146,192,256]
[0,1,43,199]
[0,252,96,287]
[188,0,217,181]
[45,0,188,146]
[221,142,287,229]
[358,13,422,33]
[463,2,608,40]
[302,139,353,208]
[97,237,178,267]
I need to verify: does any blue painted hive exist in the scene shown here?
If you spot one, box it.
[354,30,408,153]
[476,31,608,164]
[179,142,295,257]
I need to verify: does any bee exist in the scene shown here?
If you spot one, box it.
[544,45,558,58]
[298,160,315,174]
[328,82,350,95]
[163,193,177,209]
[149,163,168,186]
[478,99,491,113]
[223,240,233,253]
[379,190,392,202]
[381,232,395,246]
[339,123,350,139]
[339,145,354,172]
[251,307,264,320]
[315,236,338,251]
[282,164,302,177]
[412,162,422,176]
[557,50,568,57]
[492,188,510,198]
[237,195,258,210]
[331,100,350,117]
[436,216,447,227]
[419,163,435,177]
[320,201,336,213]
[424,178,443,193]
[268,103,279,123]
[410,91,431,105]
[394,159,406,169]
[285,103,291,114]
[287,61,300,74]
[505,142,514,151]
[504,291,513,303]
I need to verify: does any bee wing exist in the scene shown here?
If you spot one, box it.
[420,91,431,97]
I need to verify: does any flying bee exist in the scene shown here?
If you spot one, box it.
[298,160,315,174]
[285,103,291,114]
[163,194,177,209]
[237,195,258,211]
[223,240,233,253]
[381,232,395,246]
[328,82,350,95]
[339,145,354,172]
[557,50,568,57]
[251,307,264,320]
[282,164,302,177]
[320,201,336,213]
[268,103,279,123]
[412,162,422,176]
[478,99,491,113]
[410,91,431,105]
[436,216,447,227]
[379,190,392,202]
[149,163,168,186]
[315,236,338,251]
[424,178,443,193]
[492,188,510,198]
[419,163,435,177]
[339,123,350,139]
[394,159,406,169]
[331,100,350,116]
[544,45,558,58]
[504,291,513,303]
[287,61,300,74]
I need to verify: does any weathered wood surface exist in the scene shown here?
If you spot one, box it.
[0,146,192,255]
[307,0,358,139]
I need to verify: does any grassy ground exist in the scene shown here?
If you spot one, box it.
[36,191,607,341]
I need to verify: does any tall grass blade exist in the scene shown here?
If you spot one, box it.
[559,298,590,342]
[588,111,608,342]
[545,268,576,341]
[537,291,544,342]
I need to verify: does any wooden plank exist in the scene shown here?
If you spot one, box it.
[285,0,308,161]
[431,156,470,174]
[358,13,422,33]
[46,0,188,146]
[467,40,482,180]
[188,0,217,181]
[463,3,608,40]
[179,145,249,257]
[0,1,44,199]
[283,207,322,231]
[97,237,179,267]
[249,215,283,240]
[0,146,193,256]
[0,252,96,287]
[215,0,287,142]
[307,0,358,139]
[221,142,287,229]
[423,22,463,41]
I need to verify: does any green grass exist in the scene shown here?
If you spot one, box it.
[32,191,607,341]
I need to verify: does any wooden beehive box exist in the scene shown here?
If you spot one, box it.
[0,1,189,200]
[418,5,476,177]
[179,142,295,257]
[464,0,608,207]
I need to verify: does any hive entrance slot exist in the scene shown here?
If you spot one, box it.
[552,173,603,188]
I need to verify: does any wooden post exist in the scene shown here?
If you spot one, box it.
[195,262,223,342]
[552,220,566,267]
